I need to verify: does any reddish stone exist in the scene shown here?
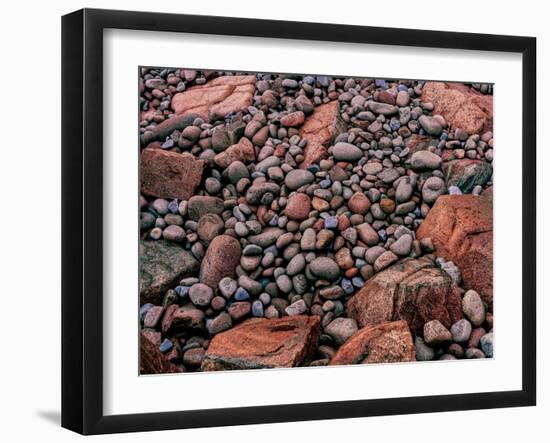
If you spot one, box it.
[143,306,163,328]
[200,235,242,289]
[201,316,320,370]
[140,148,206,200]
[346,257,463,334]
[140,334,182,374]
[348,192,371,214]
[416,189,493,307]
[376,90,396,105]
[171,75,255,121]
[280,111,305,127]
[213,137,255,169]
[330,321,415,365]
[285,193,312,220]
[421,82,493,135]
[228,301,252,321]
[163,306,205,334]
[299,101,346,168]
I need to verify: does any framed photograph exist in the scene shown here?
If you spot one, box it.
[62,8,536,435]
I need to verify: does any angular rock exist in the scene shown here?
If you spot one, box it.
[423,319,452,345]
[442,159,493,193]
[346,257,463,334]
[330,321,415,365]
[201,316,321,370]
[199,235,241,289]
[140,240,199,304]
[140,148,206,200]
[299,101,346,168]
[416,189,493,306]
[172,75,255,121]
[421,82,493,135]
[214,137,255,169]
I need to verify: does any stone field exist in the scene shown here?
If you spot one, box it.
[138,68,494,374]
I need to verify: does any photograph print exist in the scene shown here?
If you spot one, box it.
[138,68,494,374]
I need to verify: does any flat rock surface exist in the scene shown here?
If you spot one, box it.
[330,321,415,365]
[140,240,199,304]
[299,101,346,168]
[172,75,255,121]
[140,148,206,200]
[201,316,320,370]
[416,189,493,306]
[346,257,463,333]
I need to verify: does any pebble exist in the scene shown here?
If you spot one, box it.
[409,151,442,171]
[389,234,412,256]
[162,225,185,242]
[287,254,306,276]
[462,290,486,326]
[208,312,232,335]
[159,338,173,353]
[423,320,452,345]
[285,169,315,190]
[480,332,494,357]
[465,348,485,359]
[419,115,443,136]
[415,336,435,361]
[252,300,265,317]
[309,257,340,281]
[324,317,358,346]
[332,142,363,162]
[285,299,307,316]
[450,319,472,343]
[422,176,446,204]
[189,283,214,307]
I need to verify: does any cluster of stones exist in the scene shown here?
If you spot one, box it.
[138,68,494,374]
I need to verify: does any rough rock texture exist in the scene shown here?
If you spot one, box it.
[214,137,255,169]
[421,82,493,135]
[172,75,255,121]
[199,235,242,289]
[140,240,199,304]
[442,159,493,193]
[140,148,206,200]
[140,334,182,374]
[201,316,320,370]
[416,189,493,306]
[299,101,346,168]
[330,321,415,365]
[346,257,463,334]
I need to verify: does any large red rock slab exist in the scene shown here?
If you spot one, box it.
[199,235,241,289]
[140,334,182,374]
[416,189,493,307]
[140,148,206,200]
[201,316,320,370]
[346,257,462,334]
[421,82,493,135]
[299,101,346,168]
[330,321,415,365]
[140,240,199,305]
[171,75,255,121]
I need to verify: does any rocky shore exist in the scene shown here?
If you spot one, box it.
[138,68,494,374]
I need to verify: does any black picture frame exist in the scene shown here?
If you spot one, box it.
[62,8,537,435]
